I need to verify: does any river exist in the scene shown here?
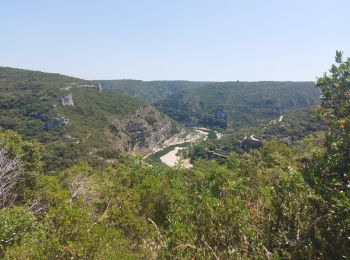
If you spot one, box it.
[156,127,222,168]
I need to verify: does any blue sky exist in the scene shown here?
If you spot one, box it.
[1,0,349,81]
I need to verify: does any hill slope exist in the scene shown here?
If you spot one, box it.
[100,80,320,129]
[98,79,210,103]
[0,67,181,171]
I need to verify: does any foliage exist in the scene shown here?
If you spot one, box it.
[0,130,43,172]
[0,206,41,255]
[1,53,349,259]
[0,126,347,258]
[0,67,146,172]
[101,80,320,130]
[0,131,43,207]
[303,51,350,258]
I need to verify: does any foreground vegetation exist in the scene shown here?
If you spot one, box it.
[0,53,349,259]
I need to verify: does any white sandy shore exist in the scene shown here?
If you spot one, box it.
[160,147,185,167]
[158,129,208,168]
[147,127,224,169]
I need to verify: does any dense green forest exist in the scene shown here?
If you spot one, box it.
[0,53,349,259]
[0,67,181,172]
[101,80,320,129]
[101,78,325,160]
[98,80,210,104]
[185,106,327,162]
[0,67,323,173]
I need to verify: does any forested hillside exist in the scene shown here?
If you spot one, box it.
[0,67,181,172]
[155,81,320,129]
[98,80,210,103]
[0,53,349,259]
[101,80,320,130]
[102,79,324,157]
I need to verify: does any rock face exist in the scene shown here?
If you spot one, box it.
[241,135,263,150]
[61,93,74,106]
[28,112,70,131]
[29,112,49,122]
[44,117,70,130]
[111,106,182,155]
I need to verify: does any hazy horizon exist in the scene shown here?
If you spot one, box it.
[1,0,349,81]
[1,65,319,83]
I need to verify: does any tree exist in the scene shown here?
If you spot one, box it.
[0,146,22,208]
[0,131,43,208]
[304,51,350,258]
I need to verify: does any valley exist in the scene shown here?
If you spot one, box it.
[147,127,215,168]
[0,67,182,172]
[0,67,324,171]
[0,57,347,259]
[100,80,320,130]
[1,1,348,258]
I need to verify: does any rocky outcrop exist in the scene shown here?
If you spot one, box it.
[28,112,49,122]
[44,117,70,130]
[111,106,182,155]
[28,112,70,131]
[241,134,263,150]
[61,93,74,106]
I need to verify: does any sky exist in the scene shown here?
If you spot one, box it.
[1,0,349,81]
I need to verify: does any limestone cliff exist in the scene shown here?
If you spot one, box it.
[110,106,182,156]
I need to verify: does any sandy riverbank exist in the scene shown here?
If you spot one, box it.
[158,128,209,168]
[147,127,223,168]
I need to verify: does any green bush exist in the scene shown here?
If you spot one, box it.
[0,207,41,255]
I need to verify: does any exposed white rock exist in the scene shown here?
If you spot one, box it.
[215,131,223,140]
[249,134,260,141]
[162,129,206,147]
[61,93,74,106]
[194,129,209,140]
[44,117,70,130]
